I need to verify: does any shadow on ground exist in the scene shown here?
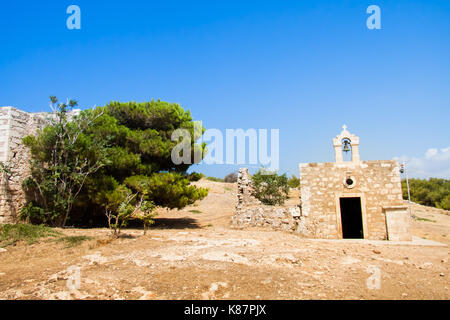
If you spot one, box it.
[152,217,202,229]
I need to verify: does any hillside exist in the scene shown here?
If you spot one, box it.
[0,179,448,300]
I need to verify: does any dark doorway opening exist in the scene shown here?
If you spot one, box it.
[339,197,364,239]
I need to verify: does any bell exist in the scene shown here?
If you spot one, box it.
[343,140,351,153]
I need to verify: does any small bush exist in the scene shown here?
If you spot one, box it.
[207,176,224,182]
[224,172,238,183]
[0,224,61,247]
[186,172,205,182]
[19,202,50,225]
[287,175,300,188]
[251,169,290,205]
[104,184,156,237]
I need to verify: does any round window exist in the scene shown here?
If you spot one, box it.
[344,176,356,188]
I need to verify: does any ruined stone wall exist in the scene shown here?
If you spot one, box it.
[235,168,261,211]
[231,168,301,232]
[0,107,48,223]
[384,206,411,241]
[299,160,405,240]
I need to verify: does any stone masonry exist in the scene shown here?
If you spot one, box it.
[0,107,80,223]
[231,168,301,232]
[299,160,408,239]
[232,126,412,241]
[0,107,49,223]
[0,106,80,224]
[299,125,411,240]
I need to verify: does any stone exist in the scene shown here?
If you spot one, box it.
[0,107,79,223]
[298,127,408,240]
[231,168,298,232]
[289,207,300,218]
[231,125,411,242]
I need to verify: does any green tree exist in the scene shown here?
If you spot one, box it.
[402,178,450,210]
[79,100,208,225]
[251,169,290,205]
[439,194,450,211]
[21,97,108,227]
[22,99,209,228]
[104,184,155,237]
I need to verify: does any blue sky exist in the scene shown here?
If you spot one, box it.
[1,1,449,178]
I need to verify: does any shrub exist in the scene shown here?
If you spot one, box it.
[21,97,108,227]
[251,169,290,205]
[224,172,238,183]
[104,184,156,237]
[402,178,450,210]
[287,174,300,188]
[440,194,450,211]
[186,172,205,182]
[206,176,224,182]
[19,202,48,225]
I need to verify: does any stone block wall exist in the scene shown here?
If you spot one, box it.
[231,168,301,232]
[232,125,412,241]
[0,107,48,223]
[299,160,405,240]
[384,206,412,241]
[235,168,261,211]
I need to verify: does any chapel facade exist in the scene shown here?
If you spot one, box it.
[298,125,411,240]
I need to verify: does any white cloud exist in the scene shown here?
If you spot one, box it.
[394,147,450,179]
[425,148,438,159]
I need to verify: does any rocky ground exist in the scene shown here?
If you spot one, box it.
[0,179,449,300]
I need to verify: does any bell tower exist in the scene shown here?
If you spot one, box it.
[333,125,360,163]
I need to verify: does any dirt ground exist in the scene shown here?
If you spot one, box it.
[0,179,449,300]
